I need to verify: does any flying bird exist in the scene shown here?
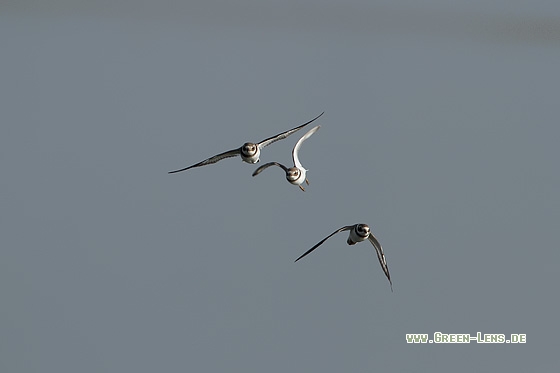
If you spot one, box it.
[168,112,324,174]
[295,224,393,291]
[251,125,320,191]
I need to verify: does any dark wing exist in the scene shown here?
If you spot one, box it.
[257,112,324,149]
[251,162,288,177]
[368,233,393,292]
[294,226,354,262]
[168,148,240,174]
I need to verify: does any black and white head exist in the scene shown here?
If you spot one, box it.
[241,142,258,156]
[356,224,370,237]
[347,224,370,245]
[286,167,303,184]
[241,142,260,163]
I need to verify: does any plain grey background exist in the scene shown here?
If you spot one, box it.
[2,1,559,372]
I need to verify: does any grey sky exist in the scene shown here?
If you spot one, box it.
[1,1,559,372]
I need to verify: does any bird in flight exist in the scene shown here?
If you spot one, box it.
[295,223,393,291]
[168,112,324,174]
[251,125,320,191]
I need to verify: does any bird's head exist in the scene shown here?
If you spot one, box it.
[241,143,258,157]
[356,224,370,238]
[286,167,302,183]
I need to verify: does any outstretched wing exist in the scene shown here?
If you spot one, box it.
[292,125,320,170]
[368,233,393,292]
[168,148,240,174]
[257,112,324,149]
[252,162,288,177]
[294,226,354,262]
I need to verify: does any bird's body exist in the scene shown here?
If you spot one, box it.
[347,224,370,245]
